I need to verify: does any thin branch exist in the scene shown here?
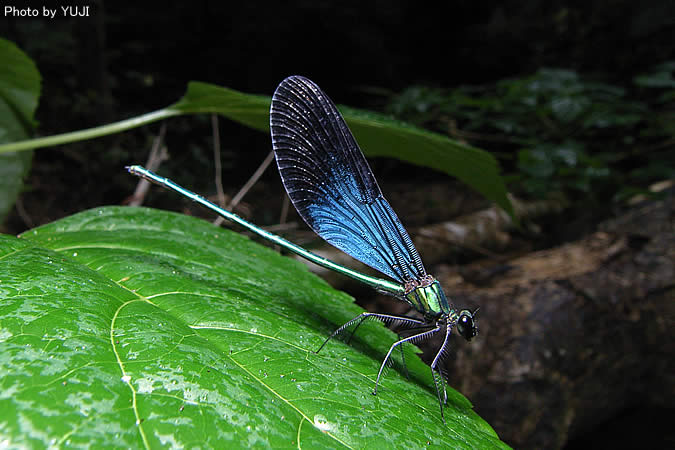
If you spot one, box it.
[14,197,34,229]
[263,222,298,233]
[211,114,226,208]
[129,123,168,206]
[213,150,275,226]
[280,193,290,224]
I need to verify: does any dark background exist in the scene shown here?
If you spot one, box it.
[1,1,673,448]
[2,0,672,229]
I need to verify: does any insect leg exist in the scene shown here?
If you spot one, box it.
[315,312,425,353]
[397,335,409,380]
[394,324,438,379]
[373,324,442,395]
[430,320,454,424]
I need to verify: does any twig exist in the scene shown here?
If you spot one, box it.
[14,196,34,229]
[129,123,168,206]
[211,114,226,208]
[260,222,298,233]
[280,194,290,224]
[213,150,275,226]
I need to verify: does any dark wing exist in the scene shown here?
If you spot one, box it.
[270,75,426,283]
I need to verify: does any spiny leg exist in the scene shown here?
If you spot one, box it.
[431,368,447,424]
[345,314,370,345]
[315,312,426,353]
[348,311,429,345]
[395,324,440,380]
[397,335,409,379]
[373,324,442,395]
[350,313,427,344]
[430,320,454,423]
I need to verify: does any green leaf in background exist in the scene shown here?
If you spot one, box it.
[344,107,512,219]
[1,207,509,448]
[171,81,513,217]
[634,61,675,89]
[171,82,271,131]
[0,38,41,221]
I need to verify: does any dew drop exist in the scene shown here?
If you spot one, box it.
[313,414,331,432]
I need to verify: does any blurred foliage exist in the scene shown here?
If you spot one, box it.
[0,38,40,222]
[386,66,675,205]
[1,1,672,236]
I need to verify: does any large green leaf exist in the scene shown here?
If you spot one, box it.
[0,72,512,217]
[170,82,271,131]
[0,38,40,221]
[171,81,513,216]
[1,206,508,448]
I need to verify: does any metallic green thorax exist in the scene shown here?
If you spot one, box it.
[405,277,451,316]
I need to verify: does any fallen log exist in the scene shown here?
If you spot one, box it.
[284,190,672,448]
[434,195,674,449]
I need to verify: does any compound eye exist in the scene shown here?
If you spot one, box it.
[457,311,477,341]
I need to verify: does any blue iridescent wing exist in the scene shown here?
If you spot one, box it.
[270,75,426,283]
